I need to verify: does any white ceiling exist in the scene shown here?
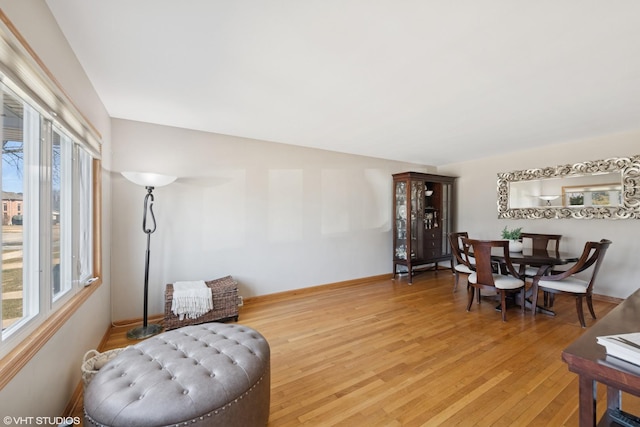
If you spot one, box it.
[45,1,640,166]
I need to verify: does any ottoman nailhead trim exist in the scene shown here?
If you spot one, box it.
[182,369,269,427]
[84,370,269,427]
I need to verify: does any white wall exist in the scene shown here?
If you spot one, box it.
[0,1,112,417]
[111,118,431,320]
[439,130,640,299]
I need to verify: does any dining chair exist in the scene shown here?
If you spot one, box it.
[448,232,474,292]
[519,232,563,277]
[521,233,562,252]
[461,238,526,322]
[530,239,612,327]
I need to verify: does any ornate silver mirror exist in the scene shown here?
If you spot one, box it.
[497,155,640,219]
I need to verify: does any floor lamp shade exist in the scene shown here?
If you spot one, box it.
[122,171,177,188]
[122,171,177,339]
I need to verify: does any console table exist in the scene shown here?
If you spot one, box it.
[562,288,640,426]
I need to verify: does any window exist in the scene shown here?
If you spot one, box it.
[0,79,97,355]
[51,125,73,301]
[76,145,93,285]
[1,87,32,333]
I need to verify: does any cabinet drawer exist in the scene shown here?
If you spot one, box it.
[424,247,442,259]
[424,238,442,249]
[424,229,440,240]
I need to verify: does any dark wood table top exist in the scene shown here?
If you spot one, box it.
[490,247,579,267]
[562,287,640,393]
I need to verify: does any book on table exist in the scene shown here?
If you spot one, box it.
[597,332,640,366]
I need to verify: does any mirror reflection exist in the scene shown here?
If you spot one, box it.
[509,172,622,208]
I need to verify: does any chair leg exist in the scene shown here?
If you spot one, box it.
[586,294,597,320]
[467,286,475,312]
[520,288,525,314]
[543,291,549,307]
[576,296,586,328]
[500,291,507,322]
[531,285,539,318]
[453,271,459,292]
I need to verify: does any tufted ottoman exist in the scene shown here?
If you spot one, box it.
[84,323,270,427]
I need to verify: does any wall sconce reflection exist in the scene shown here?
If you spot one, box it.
[538,195,559,206]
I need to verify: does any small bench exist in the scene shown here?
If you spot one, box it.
[84,323,270,426]
[164,276,239,330]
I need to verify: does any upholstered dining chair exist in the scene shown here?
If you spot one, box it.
[461,238,526,322]
[448,232,474,292]
[530,239,612,328]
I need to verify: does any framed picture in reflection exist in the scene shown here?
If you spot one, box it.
[562,183,621,207]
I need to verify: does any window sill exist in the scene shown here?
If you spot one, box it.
[0,279,102,390]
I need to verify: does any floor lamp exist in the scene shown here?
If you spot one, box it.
[122,171,177,339]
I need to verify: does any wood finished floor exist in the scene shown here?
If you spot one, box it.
[74,270,640,426]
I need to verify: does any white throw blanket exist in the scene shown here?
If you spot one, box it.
[171,280,213,320]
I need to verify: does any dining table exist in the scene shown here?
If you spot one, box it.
[489,246,580,315]
[496,246,578,270]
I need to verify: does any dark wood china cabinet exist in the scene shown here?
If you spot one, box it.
[392,172,456,284]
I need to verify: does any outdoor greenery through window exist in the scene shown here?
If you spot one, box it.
[1,79,94,352]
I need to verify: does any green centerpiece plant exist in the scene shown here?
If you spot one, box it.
[501,226,522,241]
[501,226,523,252]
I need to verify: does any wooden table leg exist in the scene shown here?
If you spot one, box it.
[578,375,597,427]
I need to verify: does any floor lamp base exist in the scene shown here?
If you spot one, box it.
[127,323,164,340]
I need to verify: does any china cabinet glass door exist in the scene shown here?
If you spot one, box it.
[440,181,453,256]
[394,181,407,260]
[410,180,423,261]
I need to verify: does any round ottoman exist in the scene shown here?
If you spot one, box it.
[84,323,270,427]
